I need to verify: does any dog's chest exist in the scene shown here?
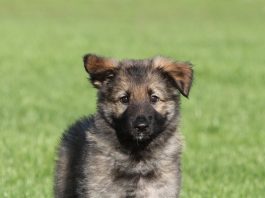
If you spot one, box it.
[86,150,179,198]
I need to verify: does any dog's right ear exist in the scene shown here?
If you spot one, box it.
[83,54,118,88]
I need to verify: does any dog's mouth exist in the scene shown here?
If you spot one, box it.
[136,133,144,140]
[131,129,152,142]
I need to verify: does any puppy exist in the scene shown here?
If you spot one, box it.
[54,54,193,198]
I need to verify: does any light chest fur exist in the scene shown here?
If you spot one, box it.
[82,126,182,198]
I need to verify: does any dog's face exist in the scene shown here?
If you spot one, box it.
[83,54,193,144]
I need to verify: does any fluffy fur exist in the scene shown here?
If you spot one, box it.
[54,54,193,198]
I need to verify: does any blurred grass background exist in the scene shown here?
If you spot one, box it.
[0,0,265,197]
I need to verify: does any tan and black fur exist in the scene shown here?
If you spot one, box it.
[54,54,193,198]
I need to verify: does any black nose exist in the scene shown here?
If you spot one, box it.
[134,116,149,131]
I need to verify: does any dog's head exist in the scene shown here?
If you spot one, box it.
[83,54,193,145]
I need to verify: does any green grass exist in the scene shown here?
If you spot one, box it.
[1,0,265,197]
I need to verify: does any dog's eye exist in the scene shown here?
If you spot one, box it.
[150,95,159,104]
[120,96,129,104]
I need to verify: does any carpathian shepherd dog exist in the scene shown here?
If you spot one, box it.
[55,54,193,198]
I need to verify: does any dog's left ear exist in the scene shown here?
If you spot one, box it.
[153,56,193,98]
[83,54,118,88]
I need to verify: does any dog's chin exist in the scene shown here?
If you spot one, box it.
[131,131,151,142]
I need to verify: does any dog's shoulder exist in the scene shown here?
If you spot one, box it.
[56,116,95,169]
[55,116,95,197]
[60,116,95,147]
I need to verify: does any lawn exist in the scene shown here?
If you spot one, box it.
[0,0,265,197]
